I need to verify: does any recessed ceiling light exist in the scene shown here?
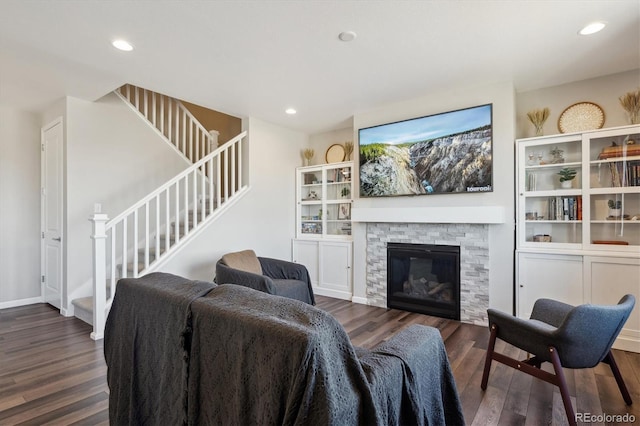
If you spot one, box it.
[338,31,357,42]
[285,108,297,115]
[578,22,606,35]
[112,39,133,51]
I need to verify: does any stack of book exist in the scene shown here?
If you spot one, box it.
[547,196,582,221]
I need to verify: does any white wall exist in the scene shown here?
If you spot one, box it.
[161,117,309,281]
[308,127,354,165]
[62,93,189,309]
[351,81,517,313]
[0,106,42,306]
[517,69,640,139]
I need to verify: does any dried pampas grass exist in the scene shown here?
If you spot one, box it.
[527,107,550,136]
[343,141,353,160]
[619,89,640,124]
[302,148,314,165]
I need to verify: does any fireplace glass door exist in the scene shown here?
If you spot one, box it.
[387,243,460,320]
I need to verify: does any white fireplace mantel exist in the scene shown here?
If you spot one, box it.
[351,206,506,224]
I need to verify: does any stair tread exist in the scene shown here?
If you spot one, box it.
[72,296,93,311]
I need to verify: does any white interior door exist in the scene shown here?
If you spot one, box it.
[41,118,63,310]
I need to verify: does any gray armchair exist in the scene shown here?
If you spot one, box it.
[215,249,315,305]
[481,295,635,426]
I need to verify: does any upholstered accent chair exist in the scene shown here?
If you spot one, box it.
[215,249,315,305]
[481,295,635,426]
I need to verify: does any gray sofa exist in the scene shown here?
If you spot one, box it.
[104,272,464,426]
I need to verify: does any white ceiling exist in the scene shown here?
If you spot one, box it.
[1,1,638,134]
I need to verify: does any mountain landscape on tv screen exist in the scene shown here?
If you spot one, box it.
[359,125,492,197]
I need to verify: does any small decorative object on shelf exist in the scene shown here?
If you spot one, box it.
[340,187,350,198]
[526,107,550,136]
[303,148,314,166]
[608,199,622,218]
[344,141,354,161]
[558,102,605,133]
[325,144,346,163]
[557,167,577,188]
[619,88,640,125]
[549,146,565,163]
[341,167,351,181]
[533,234,551,242]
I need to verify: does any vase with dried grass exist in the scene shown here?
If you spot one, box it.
[619,89,640,125]
[302,148,314,166]
[344,141,354,161]
[527,108,550,136]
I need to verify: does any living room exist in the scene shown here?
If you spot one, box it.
[1,1,640,424]
[1,0,639,322]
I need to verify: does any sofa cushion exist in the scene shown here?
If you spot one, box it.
[221,249,262,275]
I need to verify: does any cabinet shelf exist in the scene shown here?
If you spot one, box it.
[525,220,582,224]
[591,155,640,164]
[591,219,640,224]
[524,189,581,197]
[525,161,581,171]
[589,187,640,195]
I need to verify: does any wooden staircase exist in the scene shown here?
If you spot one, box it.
[79,85,249,339]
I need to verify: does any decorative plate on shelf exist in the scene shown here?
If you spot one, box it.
[325,144,346,163]
[557,102,605,133]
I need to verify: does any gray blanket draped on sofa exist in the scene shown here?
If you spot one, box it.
[104,273,464,426]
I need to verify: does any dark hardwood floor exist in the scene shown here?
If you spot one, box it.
[1,297,639,425]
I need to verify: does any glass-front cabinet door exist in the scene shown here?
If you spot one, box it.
[517,134,583,249]
[298,167,323,237]
[324,164,352,237]
[296,162,353,239]
[586,127,640,250]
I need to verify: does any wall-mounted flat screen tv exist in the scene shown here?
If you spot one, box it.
[358,103,493,197]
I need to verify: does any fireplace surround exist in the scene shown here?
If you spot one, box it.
[365,222,490,325]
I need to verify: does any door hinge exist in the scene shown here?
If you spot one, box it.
[41,144,45,152]
[41,275,45,283]
[42,232,45,239]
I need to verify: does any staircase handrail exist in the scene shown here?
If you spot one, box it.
[106,130,246,230]
[116,84,220,164]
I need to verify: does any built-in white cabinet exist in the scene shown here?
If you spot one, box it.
[294,162,354,300]
[292,239,352,300]
[516,125,640,353]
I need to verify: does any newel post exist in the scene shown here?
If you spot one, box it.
[90,213,109,340]
[208,129,219,154]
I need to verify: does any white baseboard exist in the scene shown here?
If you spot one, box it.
[351,296,368,305]
[0,296,43,310]
[313,287,352,301]
[613,329,640,354]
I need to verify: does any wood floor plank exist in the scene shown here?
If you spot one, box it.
[1,299,639,425]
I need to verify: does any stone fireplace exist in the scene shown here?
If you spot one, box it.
[365,222,489,325]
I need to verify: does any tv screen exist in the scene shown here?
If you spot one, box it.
[358,104,493,197]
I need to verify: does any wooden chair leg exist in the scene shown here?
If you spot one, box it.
[604,351,633,405]
[481,324,498,390]
[549,347,576,426]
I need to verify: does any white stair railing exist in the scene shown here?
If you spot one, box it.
[89,131,248,340]
[115,84,217,164]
